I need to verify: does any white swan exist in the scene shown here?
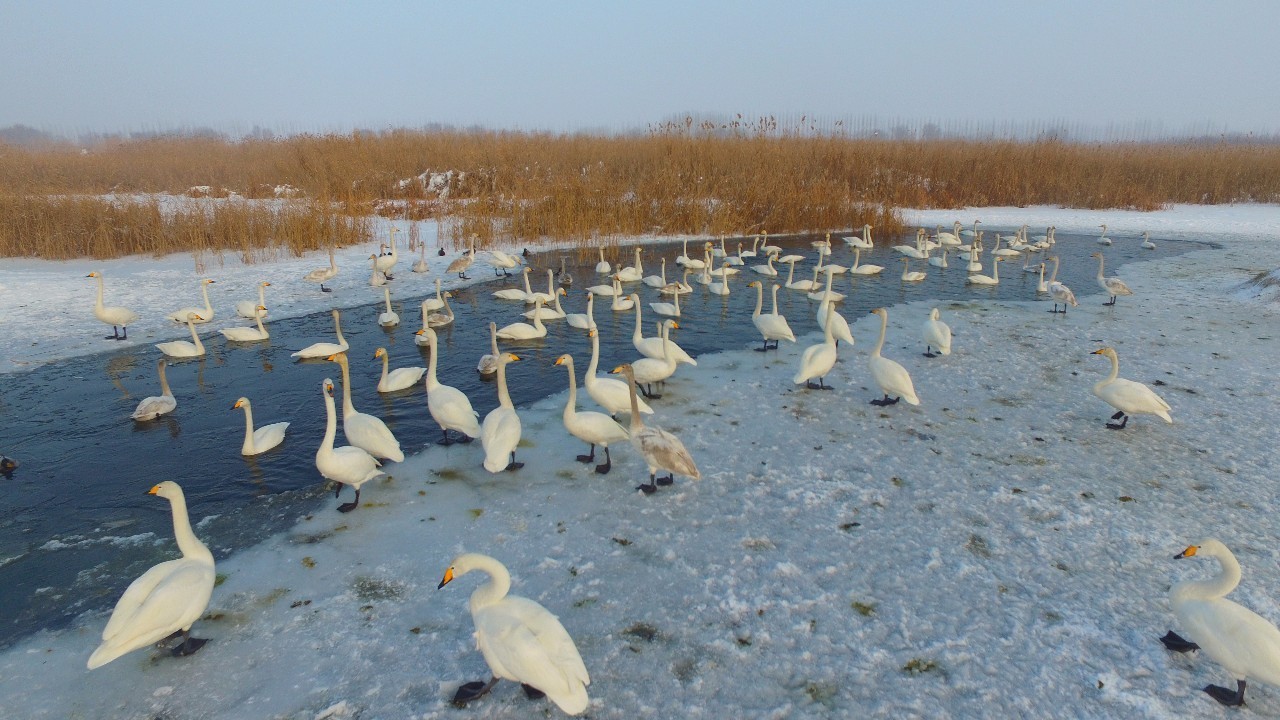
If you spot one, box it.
[87,481,215,669]
[643,257,669,288]
[155,313,206,358]
[815,242,848,275]
[585,328,653,417]
[928,247,948,269]
[292,309,350,359]
[708,262,733,296]
[794,303,838,389]
[921,308,952,357]
[615,247,644,282]
[555,354,628,474]
[1036,263,1049,293]
[427,291,455,328]
[376,228,399,278]
[87,271,139,340]
[420,325,482,444]
[935,222,961,246]
[1092,251,1133,305]
[220,306,269,342]
[747,278,793,351]
[585,276,619,296]
[377,287,400,327]
[327,352,405,462]
[900,257,926,282]
[412,242,430,273]
[1096,223,1112,245]
[437,553,590,714]
[446,235,477,279]
[991,234,1021,258]
[892,229,927,259]
[1046,256,1078,314]
[807,267,846,302]
[528,269,557,305]
[368,253,387,287]
[523,287,567,319]
[1141,231,1157,250]
[967,256,1003,285]
[1089,347,1171,428]
[759,231,781,255]
[165,278,216,324]
[565,291,597,330]
[233,396,289,455]
[661,268,694,295]
[785,263,822,291]
[496,298,548,340]
[843,224,873,249]
[751,253,779,276]
[303,247,338,292]
[611,363,699,494]
[649,285,681,317]
[424,277,448,311]
[486,249,521,277]
[131,358,176,421]
[234,281,270,319]
[594,246,612,274]
[631,299,696,365]
[610,282,635,311]
[725,242,746,266]
[315,378,383,512]
[630,320,680,398]
[815,273,854,347]
[375,347,426,393]
[481,352,524,472]
[1159,539,1280,706]
[868,307,920,406]
[676,238,706,269]
[476,322,500,376]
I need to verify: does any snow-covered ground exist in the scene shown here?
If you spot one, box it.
[1,205,1279,718]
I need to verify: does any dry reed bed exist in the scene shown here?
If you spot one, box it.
[3,130,1279,259]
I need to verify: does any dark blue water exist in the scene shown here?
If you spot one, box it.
[0,229,1197,647]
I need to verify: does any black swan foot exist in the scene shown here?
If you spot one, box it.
[320,285,332,293]
[1105,413,1128,430]
[1159,631,1200,653]
[171,634,208,657]
[595,460,612,474]
[655,475,674,486]
[576,454,594,463]
[923,352,937,358]
[521,683,546,700]
[337,501,359,513]
[637,483,657,495]
[1204,680,1246,707]
[870,395,899,406]
[451,678,499,708]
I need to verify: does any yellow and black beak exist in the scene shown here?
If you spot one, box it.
[1175,545,1198,560]
[147,484,161,495]
[437,567,455,589]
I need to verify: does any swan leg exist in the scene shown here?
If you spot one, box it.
[924,346,937,358]
[755,339,769,352]
[320,283,332,292]
[1105,413,1129,430]
[1159,631,1200,653]
[505,451,524,471]
[655,474,674,486]
[458,272,470,280]
[521,683,547,700]
[337,488,361,513]
[1204,680,1246,707]
[595,446,612,474]
[451,677,500,708]
[637,474,658,494]
[576,443,596,463]
[170,629,209,657]
[1103,296,1116,306]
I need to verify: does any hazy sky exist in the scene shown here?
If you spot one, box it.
[3,1,1278,137]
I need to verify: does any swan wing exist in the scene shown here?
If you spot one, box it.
[344,413,404,462]
[635,426,699,479]
[481,408,523,472]
[1097,379,1171,418]
[475,598,590,713]
[251,422,290,452]
[870,356,920,405]
[429,385,483,436]
[1178,598,1280,684]
[383,367,427,391]
[291,341,349,359]
[90,560,214,668]
[585,376,654,415]
[131,395,176,421]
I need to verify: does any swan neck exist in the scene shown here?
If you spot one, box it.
[1049,258,1060,284]
[633,301,643,339]
[338,360,357,417]
[562,360,577,417]
[241,403,256,452]
[167,490,213,564]
[496,356,514,408]
[380,352,390,382]
[157,362,172,396]
[586,333,600,376]
[200,281,211,311]
[468,559,511,612]
[873,312,888,356]
[1174,552,1243,602]
[333,312,346,344]
[625,370,644,429]
[426,334,440,388]
[752,282,763,317]
[94,274,105,308]
[321,388,338,450]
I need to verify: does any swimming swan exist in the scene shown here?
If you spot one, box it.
[476,321,501,376]
[131,358,177,421]
[155,313,206,358]
[165,278,216,324]
[87,481,214,668]
[315,378,383,512]
[291,309,350,359]
[374,347,426,392]
[481,352,524,472]
[438,553,590,715]
[868,307,920,406]
[1089,347,1171,429]
[326,352,404,461]
[419,325,482,444]
[377,286,400,327]
[87,271,139,340]
[220,306,269,342]
[585,328,653,417]
[233,396,289,455]
[1159,539,1280,706]
[565,291,597,331]
[234,281,270,319]
[611,363,700,494]
[496,298,548,340]
[555,354,628,474]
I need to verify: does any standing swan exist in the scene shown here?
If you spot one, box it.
[303,247,338,292]
[481,352,524,472]
[446,235,477,279]
[748,281,795,351]
[155,313,206,358]
[131,358,176,421]
[374,347,426,392]
[554,354,628,474]
[1159,539,1280,706]
[1046,256,1078,314]
[232,396,289,455]
[234,281,270,319]
[87,271,139,340]
[794,304,838,389]
[87,481,215,668]
[315,378,383,512]
[610,363,700,494]
[1092,252,1133,306]
[166,278,216,323]
[326,353,404,462]
[1089,347,1171,429]
[419,326,482,444]
[921,308,952,358]
[868,308,920,406]
[438,553,590,714]
[291,309,350,359]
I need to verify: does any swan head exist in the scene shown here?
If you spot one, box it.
[148,480,183,499]
[322,378,335,397]
[554,353,572,367]
[325,352,349,365]
[437,552,495,589]
[610,363,634,378]
[87,271,101,278]
[232,397,249,409]
[870,307,887,319]
[1091,252,1103,259]
[374,348,388,359]
[1090,347,1118,361]
[558,287,567,297]
[187,313,204,322]
[748,281,761,288]
[500,352,520,365]
[1175,539,1230,561]
[202,279,216,285]
[256,304,267,311]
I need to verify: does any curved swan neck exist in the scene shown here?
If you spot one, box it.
[465,557,511,611]
[167,489,213,563]
[562,359,578,417]
[1174,551,1242,601]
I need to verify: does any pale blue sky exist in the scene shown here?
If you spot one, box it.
[2,1,1278,137]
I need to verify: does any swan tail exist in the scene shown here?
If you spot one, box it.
[549,683,590,715]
